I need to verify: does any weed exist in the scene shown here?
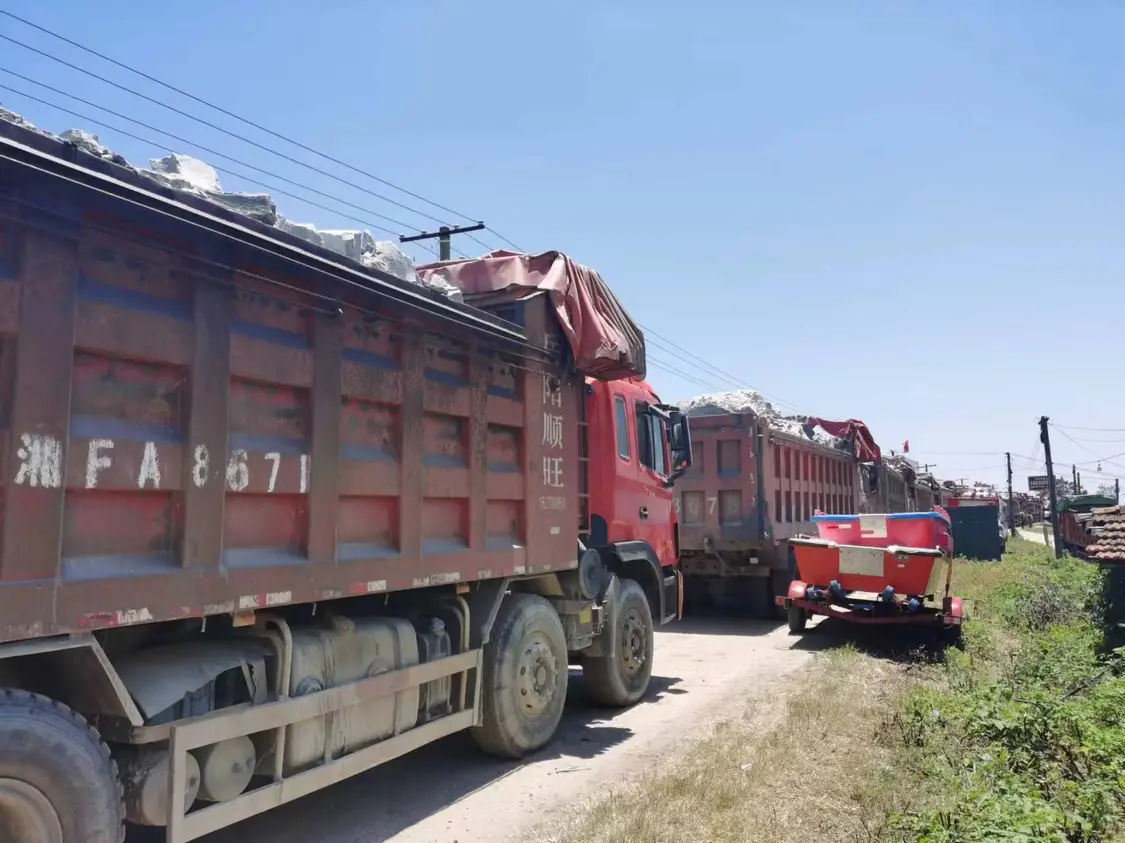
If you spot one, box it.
[891,540,1125,842]
[540,538,1125,843]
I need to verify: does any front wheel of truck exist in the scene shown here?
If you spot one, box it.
[0,688,124,843]
[472,593,569,759]
[584,579,655,708]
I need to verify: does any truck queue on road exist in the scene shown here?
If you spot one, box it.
[0,110,997,843]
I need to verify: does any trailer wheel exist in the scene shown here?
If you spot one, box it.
[584,579,655,708]
[0,689,123,843]
[472,593,569,759]
[941,622,964,649]
[787,604,808,634]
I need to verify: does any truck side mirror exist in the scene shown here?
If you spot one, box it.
[665,409,692,486]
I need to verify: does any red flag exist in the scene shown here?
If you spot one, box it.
[903,440,910,453]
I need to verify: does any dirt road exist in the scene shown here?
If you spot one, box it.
[1019,527,1052,546]
[133,617,815,843]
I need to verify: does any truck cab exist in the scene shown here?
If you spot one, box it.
[582,376,692,622]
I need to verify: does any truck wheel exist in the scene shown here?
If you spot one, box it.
[584,579,655,708]
[771,548,799,620]
[0,689,124,843]
[941,622,964,649]
[787,604,808,634]
[747,578,774,619]
[472,593,568,759]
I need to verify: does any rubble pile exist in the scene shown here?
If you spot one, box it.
[0,107,462,300]
[678,389,849,450]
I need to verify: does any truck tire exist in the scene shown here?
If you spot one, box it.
[748,579,774,619]
[771,547,799,620]
[584,579,655,708]
[472,593,569,759]
[0,688,124,843]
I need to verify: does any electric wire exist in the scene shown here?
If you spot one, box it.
[0,198,562,379]
[645,357,726,392]
[0,10,537,258]
[0,30,464,229]
[0,8,489,227]
[0,16,906,414]
[0,22,797,396]
[0,146,531,347]
[1050,423,1125,433]
[0,79,447,259]
[1051,425,1125,473]
[1,71,755,390]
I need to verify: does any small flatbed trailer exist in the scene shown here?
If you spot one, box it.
[774,511,965,641]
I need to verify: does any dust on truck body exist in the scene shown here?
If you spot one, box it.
[0,123,691,843]
[677,410,875,616]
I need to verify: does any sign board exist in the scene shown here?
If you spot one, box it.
[1028,475,1049,492]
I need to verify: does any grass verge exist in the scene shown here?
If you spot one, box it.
[544,538,1125,843]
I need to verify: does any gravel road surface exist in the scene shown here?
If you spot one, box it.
[129,617,817,843]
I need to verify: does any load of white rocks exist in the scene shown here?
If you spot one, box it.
[0,107,463,301]
[678,388,849,449]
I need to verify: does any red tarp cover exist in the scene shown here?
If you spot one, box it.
[805,417,882,463]
[416,250,645,381]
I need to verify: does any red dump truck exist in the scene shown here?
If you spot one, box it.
[676,404,885,617]
[0,122,692,842]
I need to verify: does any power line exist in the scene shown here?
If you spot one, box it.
[1069,453,1125,468]
[640,323,801,411]
[953,462,1009,473]
[0,15,825,401]
[0,9,489,229]
[1047,433,1125,444]
[643,334,740,389]
[449,228,794,401]
[1,6,532,257]
[911,450,1005,457]
[0,153,540,352]
[0,18,780,396]
[484,227,523,252]
[1049,423,1125,433]
[2,83,750,390]
[0,78,452,258]
[0,30,464,231]
[646,356,726,392]
[1050,425,1125,473]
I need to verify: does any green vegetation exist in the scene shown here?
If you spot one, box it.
[887,538,1125,843]
[544,538,1125,843]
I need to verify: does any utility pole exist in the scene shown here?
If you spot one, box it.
[920,463,937,472]
[1117,478,1120,504]
[400,222,486,262]
[1040,416,1063,558]
[1006,452,1015,536]
[1072,464,1079,495]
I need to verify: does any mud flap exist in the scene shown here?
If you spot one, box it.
[661,570,681,624]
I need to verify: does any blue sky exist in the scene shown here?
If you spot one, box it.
[2,0,1123,494]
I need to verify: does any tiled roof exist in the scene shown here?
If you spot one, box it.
[1084,506,1125,563]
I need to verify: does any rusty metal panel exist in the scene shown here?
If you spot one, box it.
[3,227,75,583]
[0,163,580,643]
[676,413,762,551]
[677,412,865,555]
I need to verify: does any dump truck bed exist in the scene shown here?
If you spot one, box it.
[677,412,860,558]
[0,122,626,643]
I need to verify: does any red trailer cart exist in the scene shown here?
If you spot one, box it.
[775,510,964,641]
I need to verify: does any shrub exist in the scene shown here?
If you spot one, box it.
[890,540,1125,843]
